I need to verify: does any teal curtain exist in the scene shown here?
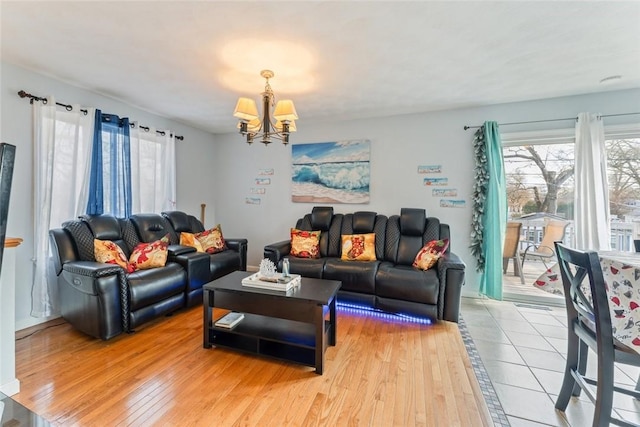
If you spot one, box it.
[471,121,507,300]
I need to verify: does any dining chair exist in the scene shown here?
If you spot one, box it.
[554,242,640,427]
[503,221,524,284]
[521,219,569,270]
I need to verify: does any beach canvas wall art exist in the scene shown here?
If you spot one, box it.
[291,139,370,204]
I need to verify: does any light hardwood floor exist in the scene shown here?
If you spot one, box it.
[13,306,492,426]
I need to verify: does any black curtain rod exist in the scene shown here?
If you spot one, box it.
[463,112,640,131]
[18,90,184,141]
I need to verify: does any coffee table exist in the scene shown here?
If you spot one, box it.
[203,271,341,374]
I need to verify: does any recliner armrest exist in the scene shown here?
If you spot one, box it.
[264,240,291,265]
[437,252,465,271]
[59,261,128,339]
[436,251,466,323]
[226,238,247,251]
[226,238,248,271]
[61,261,124,295]
[170,251,211,301]
[167,244,196,257]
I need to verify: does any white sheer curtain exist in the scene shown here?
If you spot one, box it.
[129,124,176,213]
[32,98,94,317]
[574,112,611,251]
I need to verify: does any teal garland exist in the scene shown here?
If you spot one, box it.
[470,126,488,272]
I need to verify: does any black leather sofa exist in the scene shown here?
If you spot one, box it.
[49,211,247,340]
[264,207,465,322]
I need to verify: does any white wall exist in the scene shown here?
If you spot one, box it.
[213,88,640,298]
[0,61,218,330]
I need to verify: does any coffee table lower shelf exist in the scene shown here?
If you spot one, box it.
[208,313,333,370]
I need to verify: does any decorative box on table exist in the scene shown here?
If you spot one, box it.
[241,272,301,292]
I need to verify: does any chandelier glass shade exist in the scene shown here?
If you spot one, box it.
[233,70,298,145]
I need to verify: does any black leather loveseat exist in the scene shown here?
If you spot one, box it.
[50,211,247,340]
[264,207,465,322]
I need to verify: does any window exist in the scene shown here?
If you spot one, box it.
[130,127,176,214]
[87,115,176,217]
[502,125,640,251]
[48,110,93,228]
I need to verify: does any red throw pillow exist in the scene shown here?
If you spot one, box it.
[413,239,450,270]
[129,235,169,271]
[180,232,205,252]
[94,239,134,273]
[290,228,321,259]
[195,225,227,254]
[340,233,376,261]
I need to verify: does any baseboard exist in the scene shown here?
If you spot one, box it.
[0,378,20,396]
[16,314,61,332]
[502,291,564,307]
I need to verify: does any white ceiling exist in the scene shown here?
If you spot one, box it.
[2,1,639,134]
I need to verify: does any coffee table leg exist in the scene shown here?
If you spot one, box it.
[329,297,336,346]
[203,288,212,349]
[315,304,324,374]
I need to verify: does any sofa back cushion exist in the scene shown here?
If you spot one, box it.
[351,211,376,233]
[83,214,121,240]
[163,210,191,232]
[130,213,178,245]
[385,208,450,266]
[400,208,426,236]
[81,214,131,258]
[311,206,333,230]
[62,219,96,262]
[294,206,342,258]
[119,218,141,253]
[163,210,206,234]
[396,208,428,265]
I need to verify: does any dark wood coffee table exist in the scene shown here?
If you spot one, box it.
[203,271,341,374]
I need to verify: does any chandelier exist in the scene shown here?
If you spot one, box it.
[233,70,298,145]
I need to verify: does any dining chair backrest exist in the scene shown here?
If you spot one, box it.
[554,242,613,356]
[536,220,569,256]
[503,222,522,258]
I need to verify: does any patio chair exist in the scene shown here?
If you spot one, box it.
[554,242,640,427]
[521,219,569,270]
[503,221,524,284]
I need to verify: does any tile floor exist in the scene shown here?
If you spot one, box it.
[461,296,640,426]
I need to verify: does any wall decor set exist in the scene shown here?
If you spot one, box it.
[245,168,274,205]
[418,164,466,208]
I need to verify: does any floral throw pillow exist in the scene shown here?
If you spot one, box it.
[180,232,205,252]
[340,233,376,261]
[94,239,134,273]
[290,228,321,259]
[129,235,169,271]
[413,239,450,270]
[195,225,227,254]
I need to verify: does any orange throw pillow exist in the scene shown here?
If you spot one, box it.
[413,239,449,270]
[290,228,321,259]
[94,239,134,273]
[195,225,227,254]
[129,238,169,271]
[180,232,205,252]
[340,233,376,261]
